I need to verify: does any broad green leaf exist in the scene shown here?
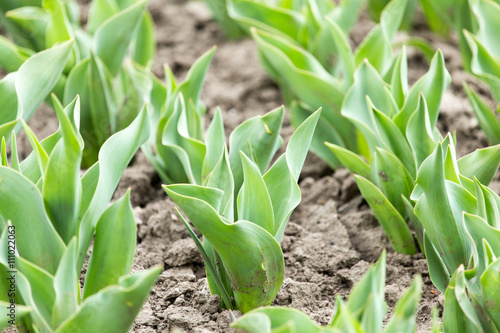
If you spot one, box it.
[458,145,500,186]
[290,101,343,168]
[0,300,31,331]
[229,106,284,198]
[406,95,438,168]
[55,266,162,333]
[52,238,78,328]
[130,12,156,67]
[372,148,415,218]
[474,179,500,229]
[0,168,65,274]
[93,0,146,76]
[237,152,275,234]
[165,185,284,313]
[43,0,73,50]
[203,0,246,39]
[480,257,500,329]
[0,73,18,126]
[463,213,500,277]
[424,231,450,294]
[464,30,500,102]
[88,53,114,145]
[16,256,56,326]
[251,29,353,151]
[228,0,305,42]
[341,61,396,152]
[354,175,416,254]
[205,147,235,220]
[325,143,371,179]
[202,108,225,181]
[414,143,470,274]
[329,0,364,33]
[83,191,136,299]
[87,0,119,34]
[77,106,150,270]
[372,106,415,177]
[395,50,450,131]
[43,96,82,244]
[16,39,73,124]
[264,109,319,240]
[390,47,408,108]
[232,307,321,333]
[463,83,500,145]
[0,35,32,72]
[474,0,500,59]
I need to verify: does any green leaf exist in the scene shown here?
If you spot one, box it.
[52,237,78,328]
[0,35,33,72]
[237,152,275,234]
[414,142,471,276]
[229,106,284,199]
[228,0,305,42]
[164,185,284,313]
[130,12,156,67]
[0,300,31,331]
[406,94,438,169]
[354,174,416,254]
[458,145,500,186]
[346,250,387,332]
[341,61,396,153]
[232,307,322,333]
[463,83,500,145]
[16,39,73,124]
[202,108,225,182]
[43,96,82,244]
[0,168,65,274]
[55,266,162,333]
[481,257,500,329]
[76,106,150,270]
[463,213,500,277]
[394,50,450,131]
[93,0,146,76]
[265,109,320,240]
[251,29,353,152]
[87,0,118,34]
[325,143,371,179]
[424,231,450,294]
[354,0,407,74]
[83,190,137,299]
[372,147,415,218]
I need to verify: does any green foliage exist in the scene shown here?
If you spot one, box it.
[231,251,423,333]
[327,49,450,254]
[0,40,73,140]
[164,110,320,313]
[0,0,156,167]
[0,97,161,332]
[463,0,500,145]
[238,0,407,168]
[203,0,246,39]
[410,136,500,331]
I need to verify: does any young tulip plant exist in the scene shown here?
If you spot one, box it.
[462,0,500,145]
[0,96,161,332]
[231,251,427,333]
[239,0,409,167]
[0,0,156,167]
[325,49,453,254]
[411,136,500,331]
[164,109,321,313]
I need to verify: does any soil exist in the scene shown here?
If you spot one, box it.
[4,0,500,332]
